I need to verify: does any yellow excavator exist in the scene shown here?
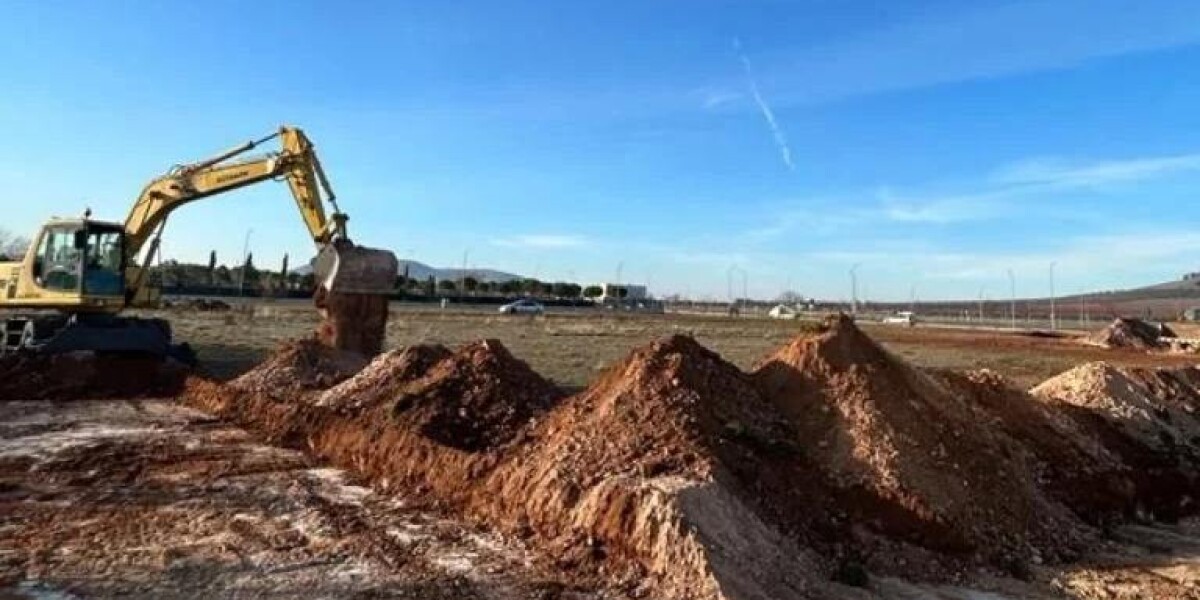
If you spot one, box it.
[0,125,398,360]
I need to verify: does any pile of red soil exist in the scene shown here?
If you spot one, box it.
[231,338,368,397]
[191,321,1200,597]
[481,335,825,598]
[932,369,1135,522]
[386,339,559,451]
[752,315,1086,568]
[1087,317,1174,350]
[1033,362,1200,519]
[0,352,188,401]
[314,343,452,412]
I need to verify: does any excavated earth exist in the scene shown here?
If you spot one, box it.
[1086,317,1177,351]
[11,315,1200,598]
[0,352,188,401]
[176,315,1200,599]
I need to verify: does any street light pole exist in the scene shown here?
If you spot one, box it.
[740,268,748,312]
[238,228,253,297]
[1049,261,1057,331]
[978,286,985,324]
[849,263,861,315]
[726,264,736,305]
[460,248,469,295]
[1007,268,1016,330]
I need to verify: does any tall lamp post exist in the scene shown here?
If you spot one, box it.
[237,228,253,297]
[1049,261,1057,331]
[849,263,861,315]
[1007,268,1016,330]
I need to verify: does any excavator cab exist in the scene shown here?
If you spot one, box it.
[25,219,126,301]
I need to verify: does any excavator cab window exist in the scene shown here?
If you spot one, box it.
[80,227,124,296]
[33,226,81,292]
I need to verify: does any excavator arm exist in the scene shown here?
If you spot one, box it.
[124,126,345,256]
[122,126,396,300]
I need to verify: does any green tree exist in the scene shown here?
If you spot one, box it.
[499,279,522,295]
[583,285,603,299]
[552,282,581,298]
[521,278,542,295]
[207,250,217,285]
[438,279,457,291]
[424,275,436,296]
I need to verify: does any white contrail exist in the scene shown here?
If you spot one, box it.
[733,37,794,171]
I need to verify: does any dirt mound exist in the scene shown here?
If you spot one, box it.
[1033,362,1200,519]
[1087,317,1172,350]
[314,343,452,412]
[386,339,559,451]
[753,315,1085,567]
[185,336,832,599]
[0,352,189,401]
[932,369,1135,522]
[481,334,824,599]
[231,338,368,397]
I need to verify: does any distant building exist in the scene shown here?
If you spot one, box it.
[598,283,648,303]
[1184,307,1200,322]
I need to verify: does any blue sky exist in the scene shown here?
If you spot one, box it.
[4,0,1200,301]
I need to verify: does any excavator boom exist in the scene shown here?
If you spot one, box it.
[123,126,397,300]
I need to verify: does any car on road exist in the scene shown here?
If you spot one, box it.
[498,298,545,315]
[768,304,799,320]
[881,311,917,326]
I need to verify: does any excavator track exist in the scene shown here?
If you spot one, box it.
[0,312,195,364]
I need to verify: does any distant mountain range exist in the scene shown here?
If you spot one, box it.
[294,258,524,283]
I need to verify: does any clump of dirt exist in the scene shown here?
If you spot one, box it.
[0,352,189,401]
[387,339,560,451]
[314,343,452,412]
[1033,362,1200,519]
[752,315,1086,569]
[231,338,368,397]
[932,368,1135,522]
[1086,317,1173,350]
[315,291,390,356]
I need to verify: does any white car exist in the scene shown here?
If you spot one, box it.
[768,304,799,320]
[498,298,545,315]
[881,311,917,326]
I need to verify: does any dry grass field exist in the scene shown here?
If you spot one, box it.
[160,303,1200,390]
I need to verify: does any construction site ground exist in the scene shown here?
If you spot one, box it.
[165,304,1200,388]
[5,305,1200,599]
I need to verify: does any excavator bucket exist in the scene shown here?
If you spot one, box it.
[312,242,397,356]
[313,242,399,295]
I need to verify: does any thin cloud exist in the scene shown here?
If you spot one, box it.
[877,187,1006,224]
[491,234,589,249]
[700,89,743,109]
[990,154,1200,188]
[734,37,795,171]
